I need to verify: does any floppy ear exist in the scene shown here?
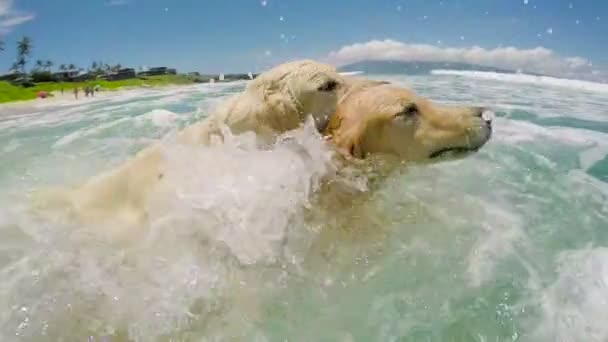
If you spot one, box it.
[327,131,365,160]
[339,76,390,104]
[324,108,366,159]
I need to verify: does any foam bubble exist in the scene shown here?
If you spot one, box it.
[466,202,525,287]
[532,246,608,341]
[134,109,179,128]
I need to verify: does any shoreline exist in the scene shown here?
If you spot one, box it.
[0,74,231,107]
[0,87,142,111]
[1,89,112,109]
[0,80,247,111]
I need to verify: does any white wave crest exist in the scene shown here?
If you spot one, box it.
[339,71,365,76]
[431,70,608,94]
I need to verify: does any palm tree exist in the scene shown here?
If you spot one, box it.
[10,62,20,74]
[35,59,44,71]
[44,60,53,72]
[91,61,98,71]
[59,64,67,71]
[68,63,76,71]
[16,36,32,73]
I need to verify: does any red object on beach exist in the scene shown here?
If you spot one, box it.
[37,91,48,99]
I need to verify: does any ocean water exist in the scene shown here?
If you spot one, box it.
[0,72,607,341]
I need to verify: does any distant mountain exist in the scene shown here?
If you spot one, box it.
[338,60,517,75]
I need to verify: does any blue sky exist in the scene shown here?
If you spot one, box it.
[0,0,606,78]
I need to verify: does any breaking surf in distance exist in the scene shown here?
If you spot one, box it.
[431,69,608,94]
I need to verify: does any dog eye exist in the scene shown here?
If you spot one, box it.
[318,80,338,92]
[394,104,418,119]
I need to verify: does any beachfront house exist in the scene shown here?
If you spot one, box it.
[0,72,26,82]
[52,69,82,81]
[51,69,95,82]
[98,68,137,81]
[138,67,177,76]
[73,71,94,82]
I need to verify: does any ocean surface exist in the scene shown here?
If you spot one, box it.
[0,72,607,341]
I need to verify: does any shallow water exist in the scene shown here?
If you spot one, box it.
[0,74,607,341]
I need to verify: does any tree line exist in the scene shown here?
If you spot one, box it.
[1,36,125,76]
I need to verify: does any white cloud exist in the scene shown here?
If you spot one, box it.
[0,0,12,16]
[0,13,33,29]
[106,0,130,6]
[0,0,34,34]
[326,39,604,81]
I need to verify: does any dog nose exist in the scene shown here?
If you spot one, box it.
[481,110,495,124]
[472,107,494,124]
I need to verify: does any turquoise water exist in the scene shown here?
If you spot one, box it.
[0,73,607,341]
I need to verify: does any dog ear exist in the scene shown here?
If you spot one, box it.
[324,90,369,159]
[339,76,390,104]
[334,138,365,162]
[325,124,365,160]
[347,135,365,159]
[323,110,342,137]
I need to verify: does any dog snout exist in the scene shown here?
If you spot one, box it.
[471,106,485,118]
[471,106,494,126]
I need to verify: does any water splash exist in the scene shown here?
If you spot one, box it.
[0,115,341,341]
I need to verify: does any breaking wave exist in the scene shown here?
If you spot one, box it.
[431,69,608,94]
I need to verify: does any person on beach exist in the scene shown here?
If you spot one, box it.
[74,87,79,99]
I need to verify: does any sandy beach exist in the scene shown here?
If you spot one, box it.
[0,90,116,112]
[0,84,202,115]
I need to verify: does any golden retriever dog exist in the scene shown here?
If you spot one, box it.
[326,77,492,162]
[177,59,343,145]
[27,71,495,337]
[303,77,493,268]
[310,76,493,216]
[31,67,492,241]
[30,60,344,235]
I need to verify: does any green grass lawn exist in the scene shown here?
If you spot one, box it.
[0,75,196,104]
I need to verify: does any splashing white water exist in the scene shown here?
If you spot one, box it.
[0,116,340,341]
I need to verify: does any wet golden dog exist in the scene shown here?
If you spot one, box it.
[304,77,493,270]
[177,59,343,145]
[30,71,492,241]
[326,77,492,162]
[30,60,345,234]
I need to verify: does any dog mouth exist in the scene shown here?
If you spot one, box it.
[429,146,481,159]
[429,123,493,159]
